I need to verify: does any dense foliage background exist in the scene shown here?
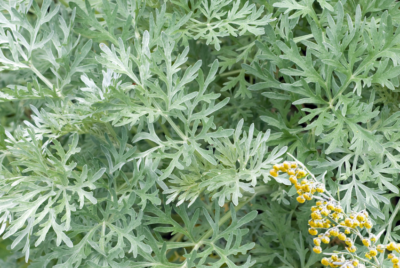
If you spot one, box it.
[1,0,400,267]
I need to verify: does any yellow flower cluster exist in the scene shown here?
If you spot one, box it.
[269,161,324,203]
[270,159,400,268]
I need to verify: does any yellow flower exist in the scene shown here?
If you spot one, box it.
[365,253,371,259]
[313,246,322,254]
[338,233,346,241]
[321,257,330,266]
[370,234,376,243]
[321,236,330,244]
[369,249,377,257]
[321,209,329,216]
[362,238,370,247]
[329,228,339,237]
[352,259,359,266]
[347,246,357,253]
[335,206,343,213]
[345,238,352,246]
[313,238,321,246]
[377,244,385,253]
[364,220,373,229]
[393,257,400,264]
[304,193,312,200]
[269,169,278,177]
[296,170,306,178]
[283,161,290,170]
[344,218,353,227]
[297,195,305,203]
[309,228,318,236]
[316,184,324,193]
[357,213,365,222]
[388,242,397,251]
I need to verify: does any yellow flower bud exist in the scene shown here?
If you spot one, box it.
[309,228,318,236]
[297,195,305,203]
[321,257,330,266]
[338,233,346,241]
[313,238,321,246]
[313,246,322,254]
[269,169,278,177]
[362,238,371,247]
[321,236,330,244]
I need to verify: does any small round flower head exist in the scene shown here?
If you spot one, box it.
[309,228,318,236]
[345,237,353,246]
[393,257,400,264]
[331,254,338,261]
[338,233,346,241]
[316,184,325,193]
[347,246,357,253]
[321,208,329,216]
[345,218,353,227]
[329,228,339,237]
[370,234,376,243]
[335,206,344,213]
[352,259,359,266]
[321,257,330,266]
[269,169,278,177]
[362,238,370,247]
[388,242,397,251]
[357,213,366,222]
[313,246,322,254]
[297,169,306,178]
[389,253,395,259]
[365,253,371,259]
[273,164,280,171]
[304,193,312,200]
[345,228,351,234]
[297,195,306,203]
[283,161,290,170]
[326,203,334,210]
[377,244,385,253]
[313,238,321,246]
[369,249,377,257]
[364,220,373,229]
[321,236,330,244]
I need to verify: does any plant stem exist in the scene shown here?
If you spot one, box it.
[29,63,63,98]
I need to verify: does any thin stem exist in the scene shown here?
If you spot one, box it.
[29,63,63,98]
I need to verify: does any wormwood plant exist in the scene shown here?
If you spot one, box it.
[1,0,400,267]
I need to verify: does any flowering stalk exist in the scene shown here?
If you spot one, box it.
[270,154,400,268]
